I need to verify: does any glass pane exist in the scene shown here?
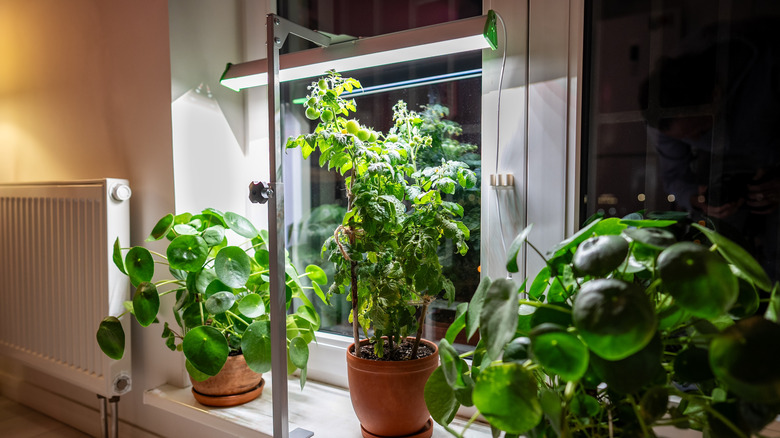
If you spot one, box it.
[584,0,780,281]
[281,53,482,342]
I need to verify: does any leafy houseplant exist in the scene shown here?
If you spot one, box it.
[425,215,780,437]
[286,71,476,437]
[96,209,326,404]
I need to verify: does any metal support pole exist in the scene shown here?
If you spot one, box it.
[97,395,108,438]
[266,12,289,438]
[264,13,329,438]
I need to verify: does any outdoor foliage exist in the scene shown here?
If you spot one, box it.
[426,215,780,437]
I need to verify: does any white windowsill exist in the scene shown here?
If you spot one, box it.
[144,373,493,438]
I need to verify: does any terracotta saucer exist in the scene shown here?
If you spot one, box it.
[192,378,265,407]
[360,418,433,438]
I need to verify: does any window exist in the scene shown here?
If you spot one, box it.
[583,0,780,283]
[278,0,484,351]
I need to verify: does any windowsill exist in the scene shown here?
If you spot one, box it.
[144,373,493,438]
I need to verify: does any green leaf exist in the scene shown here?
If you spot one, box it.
[204,291,236,315]
[202,225,226,247]
[445,302,468,344]
[238,293,266,318]
[185,359,211,382]
[125,247,154,287]
[182,326,229,376]
[112,238,126,275]
[146,213,174,241]
[619,219,676,228]
[305,264,327,285]
[467,276,493,341]
[96,316,125,360]
[530,323,589,382]
[242,321,272,373]
[132,282,160,327]
[693,224,773,291]
[480,278,520,360]
[167,235,208,271]
[225,211,259,238]
[539,389,563,436]
[215,246,251,288]
[506,224,534,273]
[439,339,460,386]
[473,364,542,434]
[424,367,459,427]
[528,266,551,300]
[289,336,309,370]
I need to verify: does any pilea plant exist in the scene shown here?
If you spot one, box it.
[286,71,477,359]
[425,215,780,437]
[96,209,327,386]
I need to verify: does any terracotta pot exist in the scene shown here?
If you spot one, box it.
[347,338,439,438]
[190,354,264,407]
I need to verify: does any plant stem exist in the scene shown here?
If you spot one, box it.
[149,250,167,259]
[410,299,430,359]
[225,310,250,327]
[155,279,183,287]
[627,395,650,437]
[527,240,575,292]
[460,410,481,436]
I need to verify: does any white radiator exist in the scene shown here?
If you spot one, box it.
[0,179,132,398]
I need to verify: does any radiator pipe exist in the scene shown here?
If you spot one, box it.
[109,396,120,438]
[97,395,108,438]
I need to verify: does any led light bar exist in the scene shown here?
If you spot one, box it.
[220,15,491,91]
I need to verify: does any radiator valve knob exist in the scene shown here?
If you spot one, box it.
[110,184,132,202]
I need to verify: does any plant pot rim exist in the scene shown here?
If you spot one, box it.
[347,337,439,373]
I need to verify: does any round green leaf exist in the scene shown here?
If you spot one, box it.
[96,316,125,360]
[709,316,780,403]
[215,246,251,288]
[572,235,629,277]
[238,293,266,318]
[225,211,259,238]
[530,323,589,382]
[658,242,738,318]
[305,264,327,285]
[182,325,229,376]
[622,227,676,251]
[202,225,226,247]
[571,393,600,418]
[254,249,270,267]
[146,213,174,241]
[730,276,760,318]
[125,247,153,287]
[590,334,664,394]
[289,336,309,370]
[242,321,272,373]
[195,269,217,295]
[132,282,160,327]
[503,337,531,363]
[173,223,199,235]
[185,359,211,382]
[204,291,236,315]
[573,278,656,360]
[473,363,542,434]
[167,235,208,271]
[693,224,772,291]
[425,367,459,427]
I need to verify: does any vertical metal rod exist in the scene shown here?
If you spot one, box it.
[109,396,119,438]
[266,12,290,438]
[97,395,108,438]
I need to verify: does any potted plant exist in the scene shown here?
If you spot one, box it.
[286,71,477,438]
[96,209,326,406]
[425,214,780,437]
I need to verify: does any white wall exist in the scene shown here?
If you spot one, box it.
[0,1,237,436]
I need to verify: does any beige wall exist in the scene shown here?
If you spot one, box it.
[0,1,225,436]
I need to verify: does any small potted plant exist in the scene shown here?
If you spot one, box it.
[96,209,326,406]
[425,214,780,437]
[286,71,477,438]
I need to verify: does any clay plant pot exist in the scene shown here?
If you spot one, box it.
[190,354,265,407]
[346,338,439,438]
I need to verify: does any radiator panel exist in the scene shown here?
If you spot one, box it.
[0,179,131,397]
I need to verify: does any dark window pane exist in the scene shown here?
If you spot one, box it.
[584,0,780,280]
